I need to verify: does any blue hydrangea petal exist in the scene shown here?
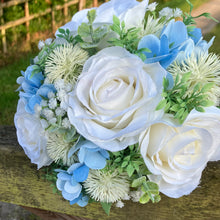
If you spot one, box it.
[160,35,169,55]
[54,169,67,173]
[78,147,86,164]
[84,151,107,169]
[37,84,56,98]
[160,50,178,69]
[64,181,82,194]
[77,195,89,207]
[70,176,79,186]
[56,178,65,191]
[62,188,81,201]
[99,149,109,159]
[138,34,160,58]
[21,80,38,94]
[189,27,202,44]
[67,163,82,174]
[27,72,44,88]
[70,193,82,205]
[73,164,89,182]
[57,172,72,181]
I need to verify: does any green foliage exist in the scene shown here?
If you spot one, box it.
[77,9,109,51]
[57,28,76,44]
[101,202,112,216]
[156,72,214,124]
[109,15,150,58]
[109,144,147,177]
[182,0,218,25]
[131,177,161,204]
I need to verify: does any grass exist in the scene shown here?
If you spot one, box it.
[0,1,219,125]
[0,52,37,125]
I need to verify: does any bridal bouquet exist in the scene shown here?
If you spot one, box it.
[14,0,220,214]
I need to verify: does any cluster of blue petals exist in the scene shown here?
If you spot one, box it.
[138,20,214,69]
[17,65,56,114]
[56,140,109,207]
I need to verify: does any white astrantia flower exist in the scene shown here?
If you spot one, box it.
[48,117,57,125]
[45,44,89,84]
[48,91,55,99]
[168,51,220,105]
[159,7,173,19]
[140,15,165,38]
[68,46,166,152]
[129,189,143,202]
[173,8,182,18]
[46,132,76,166]
[83,170,130,203]
[14,99,52,169]
[45,38,53,45]
[139,107,220,198]
[42,108,54,121]
[62,117,71,129]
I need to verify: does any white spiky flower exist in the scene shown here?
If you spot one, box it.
[140,15,165,38]
[83,170,130,203]
[46,132,77,166]
[147,2,158,12]
[45,44,89,84]
[168,51,220,105]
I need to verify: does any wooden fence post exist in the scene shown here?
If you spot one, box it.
[0,4,7,53]
[79,0,85,11]
[93,0,98,7]
[25,0,30,41]
[64,0,68,23]
[51,6,55,34]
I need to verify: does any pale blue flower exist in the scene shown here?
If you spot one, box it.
[56,163,89,207]
[68,139,109,170]
[138,20,188,68]
[17,65,56,114]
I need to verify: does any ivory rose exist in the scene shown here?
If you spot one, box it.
[67,46,166,151]
[139,107,220,198]
[14,99,52,169]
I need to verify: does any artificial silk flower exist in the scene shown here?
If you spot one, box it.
[140,107,220,198]
[67,46,166,151]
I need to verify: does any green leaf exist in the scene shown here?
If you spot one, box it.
[58,28,65,34]
[101,202,112,216]
[201,83,214,93]
[114,157,121,163]
[121,161,128,168]
[195,106,205,112]
[78,23,91,38]
[200,100,214,107]
[127,163,135,177]
[139,193,150,204]
[113,15,120,27]
[131,176,146,188]
[156,99,167,110]
[87,9,96,24]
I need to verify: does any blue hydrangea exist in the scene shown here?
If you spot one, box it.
[56,163,89,207]
[138,20,188,68]
[17,65,56,114]
[56,140,109,206]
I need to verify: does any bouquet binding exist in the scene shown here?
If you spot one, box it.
[14,0,220,215]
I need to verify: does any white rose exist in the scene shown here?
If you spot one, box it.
[140,107,220,198]
[14,99,52,169]
[67,47,166,151]
[55,0,149,36]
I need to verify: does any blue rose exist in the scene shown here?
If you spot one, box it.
[17,65,56,114]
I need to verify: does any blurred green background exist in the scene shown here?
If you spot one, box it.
[0,0,219,125]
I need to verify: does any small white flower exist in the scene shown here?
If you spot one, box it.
[54,79,65,91]
[41,100,48,107]
[60,100,68,111]
[33,56,39,64]
[44,77,51,84]
[49,117,57,125]
[38,40,45,50]
[40,119,49,129]
[116,201,124,208]
[65,83,74,93]
[148,2,158,12]
[55,107,66,117]
[122,194,130,200]
[42,108,54,120]
[45,38,53,45]
[159,7,173,19]
[48,98,57,109]
[173,8,182,18]
[48,91,55,99]
[129,190,143,202]
[57,89,67,102]
[62,117,71,129]
[34,104,42,116]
